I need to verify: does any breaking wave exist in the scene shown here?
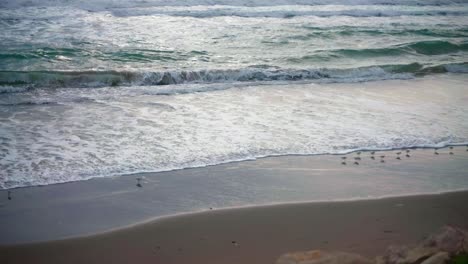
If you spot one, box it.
[0,63,466,92]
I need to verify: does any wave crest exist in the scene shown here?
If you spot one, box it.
[0,62,466,92]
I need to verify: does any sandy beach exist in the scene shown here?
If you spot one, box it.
[1,146,468,263]
[2,1,468,263]
[1,191,468,264]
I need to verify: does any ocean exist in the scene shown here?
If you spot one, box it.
[0,0,467,189]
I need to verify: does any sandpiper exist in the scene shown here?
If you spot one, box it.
[136,177,143,187]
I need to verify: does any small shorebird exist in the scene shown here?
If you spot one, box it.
[371,156,375,160]
[380,155,385,159]
[370,151,375,155]
[7,191,11,200]
[449,146,453,150]
[380,159,385,163]
[341,157,347,160]
[434,148,439,155]
[406,149,410,153]
[136,177,143,188]
[354,157,361,160]
[406,154,410,158]
[356,151,361,155]
[396,156,401,160]
[341,161,346,165]
[396,152,401,155]
[354,161,359,165]
[449,152,454,155]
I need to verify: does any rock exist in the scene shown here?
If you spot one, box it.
[422,226,468,254]
[420,252,449,264]
[379,226,468,264]
[276,250,374,264]
[380,245,437,264]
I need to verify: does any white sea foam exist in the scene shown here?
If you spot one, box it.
[1,74,467,189]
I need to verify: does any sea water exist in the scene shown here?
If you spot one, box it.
[0,0,467,189]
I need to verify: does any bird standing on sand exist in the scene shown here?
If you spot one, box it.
[380,155,385,159]
[449,152,454,155]
[371,156,375,160]
[356,151,361,155]
[396,152,401,155]
[406,154,410,158]
[370,151,375,155]
[396,156,401,160]
[449,146,453,150]
[136,177,143,188]
[341,161,346,165]
[380,159,385,163]
[7,191,11,200]
[341,157,347,160]
[434,148,439,155]
[354,161,359,165]
[406,149,410,153]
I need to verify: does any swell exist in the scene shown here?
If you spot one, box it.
[329,40,468,57]
[0,48,204,63]
[295,28,468,39]
[2,0,467,9]
[110,8,468,18]
[0,62,467,92]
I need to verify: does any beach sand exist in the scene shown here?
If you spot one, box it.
[1,146,468,263]
[1,191,468,264]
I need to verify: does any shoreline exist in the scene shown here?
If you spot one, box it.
[1,146,467,245]
[2,190,468,264]
[3,144,467,191]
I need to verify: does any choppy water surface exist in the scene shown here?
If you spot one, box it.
[0,0,467,188]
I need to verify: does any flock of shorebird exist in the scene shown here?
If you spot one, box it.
[340,145,467,166]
